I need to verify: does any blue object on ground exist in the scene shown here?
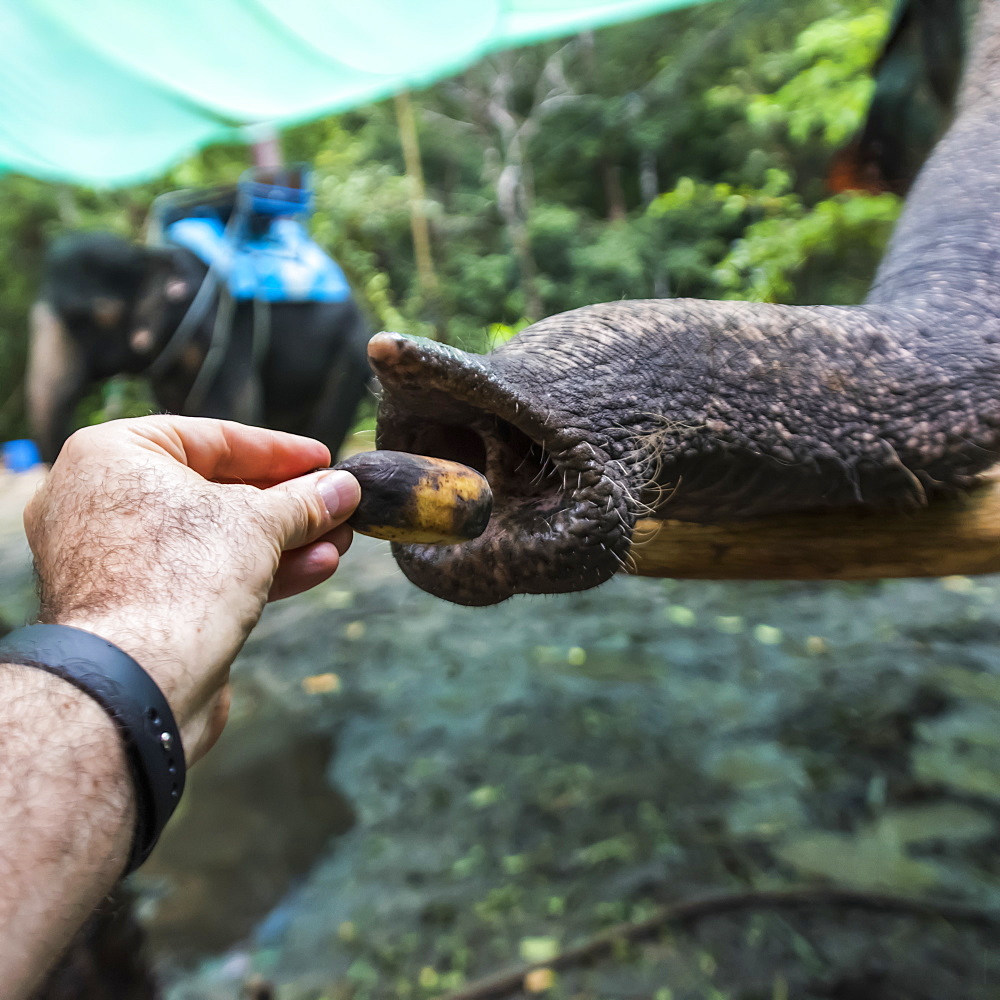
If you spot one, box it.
[2,439,41,472]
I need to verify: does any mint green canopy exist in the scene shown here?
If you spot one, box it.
[0,0,715,187]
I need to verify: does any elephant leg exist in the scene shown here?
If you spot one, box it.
[26,302,90,464]
[229,370,264,428]
[207,300,264,427]
[174,303,264,427]
[305,310,373,460]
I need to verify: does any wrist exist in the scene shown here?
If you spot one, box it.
[43,611,187,710]
[42,610,236,765]
[0,625,186,874]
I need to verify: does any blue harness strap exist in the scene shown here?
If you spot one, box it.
[166,215,352,304]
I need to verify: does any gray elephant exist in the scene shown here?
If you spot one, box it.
[368,0,1000,607]
[27,230,372,464]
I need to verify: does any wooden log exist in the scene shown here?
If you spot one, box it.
[627,469,1000,580]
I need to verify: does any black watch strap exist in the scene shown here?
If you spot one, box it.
[0,624,185,874]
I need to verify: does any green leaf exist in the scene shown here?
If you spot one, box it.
[872,803,997,846]
[775,831,939,891]
[519,936,560,964]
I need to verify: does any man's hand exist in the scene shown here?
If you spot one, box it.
[0,415,358,998]
[23,415,360,763]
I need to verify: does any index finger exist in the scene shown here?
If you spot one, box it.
[122,416,332,484]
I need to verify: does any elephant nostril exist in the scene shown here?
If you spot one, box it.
[409,422,488,476]
[492,421,562,500]
[402,418,563,503]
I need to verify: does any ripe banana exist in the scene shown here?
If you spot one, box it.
[333,450,493,544]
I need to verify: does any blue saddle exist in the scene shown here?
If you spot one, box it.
[165,214,352,304]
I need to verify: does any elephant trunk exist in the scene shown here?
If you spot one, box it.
[371,333,634,604]
[26,301,89,464]
[869,0,1000,309]
[374,0,1000,607]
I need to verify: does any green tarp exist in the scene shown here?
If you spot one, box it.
[0,0,715,187]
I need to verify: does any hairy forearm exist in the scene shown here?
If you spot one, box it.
[0,662,134,1000]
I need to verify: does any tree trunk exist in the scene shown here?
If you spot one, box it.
[601,157,626,221]
[394,91,440,331]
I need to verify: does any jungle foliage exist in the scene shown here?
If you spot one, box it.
[0,0,897,443]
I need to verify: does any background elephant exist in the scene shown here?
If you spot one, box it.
[27,230,372,464]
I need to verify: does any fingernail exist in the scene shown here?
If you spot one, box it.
[316,470,360,517]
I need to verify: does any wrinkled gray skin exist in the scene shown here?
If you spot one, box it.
[374,0,1000,607]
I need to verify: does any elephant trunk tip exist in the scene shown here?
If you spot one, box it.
[367,331,474,388]
[372,339,636,606]
[367,331,410,370]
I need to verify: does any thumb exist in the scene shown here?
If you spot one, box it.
[259,469,361,552]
